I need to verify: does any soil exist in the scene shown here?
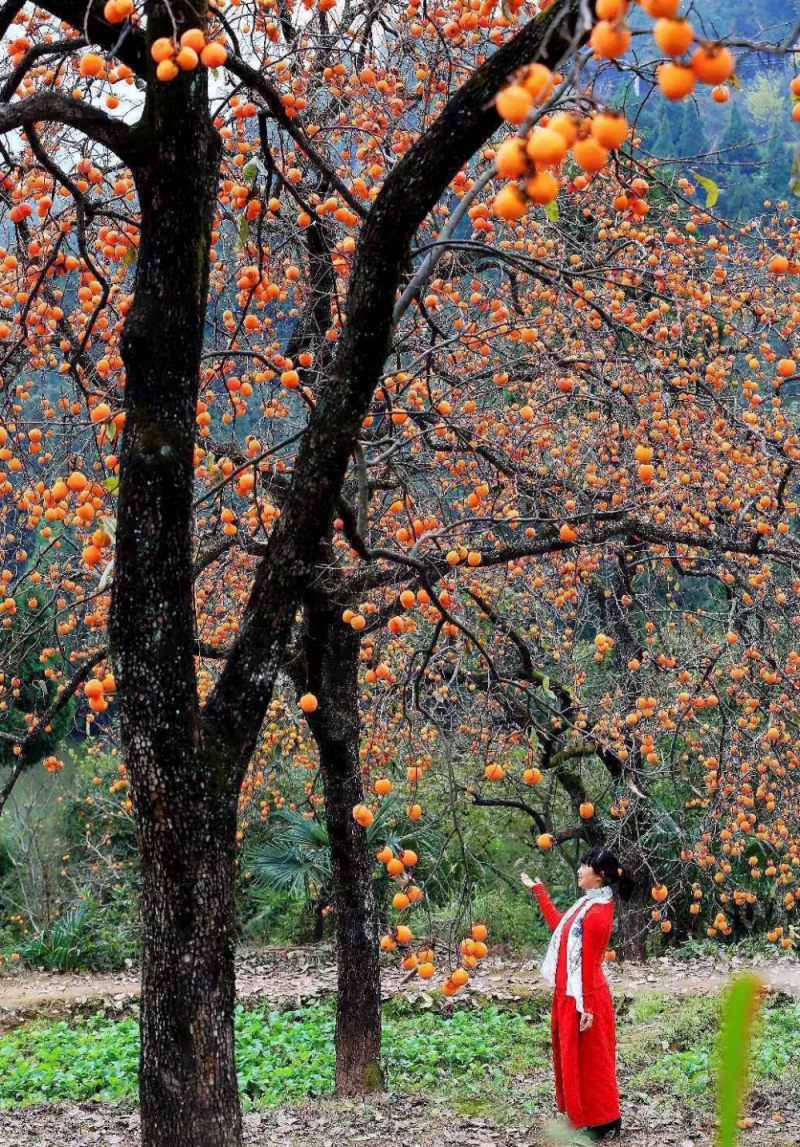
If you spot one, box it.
[0,1091,796,1147]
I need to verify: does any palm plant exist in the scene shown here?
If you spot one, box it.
[244,799,437,940]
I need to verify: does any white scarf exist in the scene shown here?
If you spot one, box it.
[540,885,613,1015]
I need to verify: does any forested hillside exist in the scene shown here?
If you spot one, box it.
[609,0,800,217]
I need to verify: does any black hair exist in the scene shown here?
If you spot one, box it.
[581,847,636,902]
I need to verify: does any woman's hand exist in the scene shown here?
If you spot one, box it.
[520,872,539,890]
[579,1011,594,1032]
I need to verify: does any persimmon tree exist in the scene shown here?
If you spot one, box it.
[0,0,599,1141]
[0,0,798,1142]
[228,163,799,1047]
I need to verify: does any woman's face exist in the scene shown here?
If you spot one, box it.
[578,863,604,890]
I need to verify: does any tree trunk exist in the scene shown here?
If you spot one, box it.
[108,17,237,1144]
[300,602,384,1096]
[137,796,241,1147]
[616,880,650,962]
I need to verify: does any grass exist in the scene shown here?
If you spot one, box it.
[622,992,800,1102]
[0,992,796,1117]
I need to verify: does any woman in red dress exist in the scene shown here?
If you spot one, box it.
[521,847,635,1140]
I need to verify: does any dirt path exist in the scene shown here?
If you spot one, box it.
[1,948,799,1022]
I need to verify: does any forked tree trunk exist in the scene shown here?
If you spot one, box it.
[109,20,239,1144]
[301,601,384,1095]
[102,3,584,1139]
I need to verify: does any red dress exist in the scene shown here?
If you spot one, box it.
[534,883,620,1129]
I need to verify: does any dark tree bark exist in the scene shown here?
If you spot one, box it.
[616,877,650,961]
[293,598,384,1096]
[108,11,238,1144]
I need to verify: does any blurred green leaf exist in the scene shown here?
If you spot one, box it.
[716,974,762,1147]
